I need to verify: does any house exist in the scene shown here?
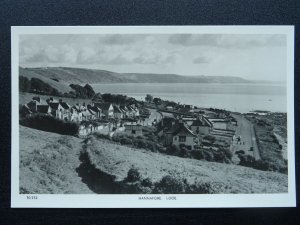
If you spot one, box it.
[20,104,32,117]
[164,119,199,150]
[126,105,135,117]
[120,105,129,117]
[26,97,48,112]
[113,105,123,119]
[82,109,94,121]
[171,123,198,150]
[70,106,83,122]
[124,123,143,136]
[48,100,71,121]
[130,105,140,117]
[36,105,52,115]
[87,104,102,118]
[190,117,212,136]
[94,102,113,118]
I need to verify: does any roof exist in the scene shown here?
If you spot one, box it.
[87,104,101,113]
[165,121,196,137]
[48,102,60,110]
[60,102,70,110]
[94,102,112,111]
[36,105,50,114]
[82,110,92,117]
[172,124,196,137]
[88,108,97,115]
[191,118,211,127]
[113,105,122,113]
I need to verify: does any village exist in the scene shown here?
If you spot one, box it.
[19,93,262,164]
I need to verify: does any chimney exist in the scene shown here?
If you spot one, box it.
[50,97,53,102]
[59,99,62,103]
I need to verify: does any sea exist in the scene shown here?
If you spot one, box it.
[91,83,287,113]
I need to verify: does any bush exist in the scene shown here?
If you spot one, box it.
[203,135,216,143]
[238,154,256,167]
[120,137,133,145]
[166,144,180,156]
[126,166,141,182]
[19,76,31,92]
[94,133,110,140]
[221,148,233,160]
[154,175,185,194]
[191,150,204,160]
[133,139,148,149]
[141,178,152,188]
[20,114,79,135]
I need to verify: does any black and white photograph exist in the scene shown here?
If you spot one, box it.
[11,26,295,207]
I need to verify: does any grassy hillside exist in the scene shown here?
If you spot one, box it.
[19,125,287,194]
[19,125,92,194]
[20,67,251,85]
[84,136,287,194]
[20,67,73,93]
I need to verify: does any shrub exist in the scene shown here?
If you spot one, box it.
[191,150,204,160]
[126,166,141,182]
[120,137,133,145]
[166,144,180,156]
[203,135,216,143]
[94,133,110,140]
[141,178,152,188]
[154,175,185,194]
[20,114,78,135]
[221,148,233,160]
[238,154,256,167]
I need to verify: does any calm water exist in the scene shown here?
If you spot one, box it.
[91,83,287,113]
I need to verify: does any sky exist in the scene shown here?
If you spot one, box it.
[19,33,287,81]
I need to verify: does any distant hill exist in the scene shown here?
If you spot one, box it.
[20,67,251,86]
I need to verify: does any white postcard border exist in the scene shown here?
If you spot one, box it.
[11,26,296,208]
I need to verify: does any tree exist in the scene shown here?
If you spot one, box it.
[84,84,96,98]
[19,76,31,92]
[153,97,162,105]
[145,94,153,102]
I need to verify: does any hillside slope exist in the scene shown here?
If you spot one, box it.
[20,67,251,85]
[84,136,288,194]
[19,125,92,194]
[19,125,287,194]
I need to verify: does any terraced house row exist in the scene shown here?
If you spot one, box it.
[20,96,140,122]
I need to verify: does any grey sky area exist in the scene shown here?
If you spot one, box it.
[19,33,287,81]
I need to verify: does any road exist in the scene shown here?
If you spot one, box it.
[231,114,260,162]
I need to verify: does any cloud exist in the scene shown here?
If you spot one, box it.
[168,34,286,48]
[193,56,210,64]
[168,34,222,46]
[107,54,132,64]
[102,34,141,45]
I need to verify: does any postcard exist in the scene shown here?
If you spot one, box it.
[11,26,295,207]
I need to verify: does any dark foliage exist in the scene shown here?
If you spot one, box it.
[153,175,212,194]
[238,153,287,174]
[19,76,31,92]
[69,83,95,99]
[30,78,60,95]
[126,166,141,182]
[20,114,79,135]
[84,84,96,98]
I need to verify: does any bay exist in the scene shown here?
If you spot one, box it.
[91,83,287,113]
